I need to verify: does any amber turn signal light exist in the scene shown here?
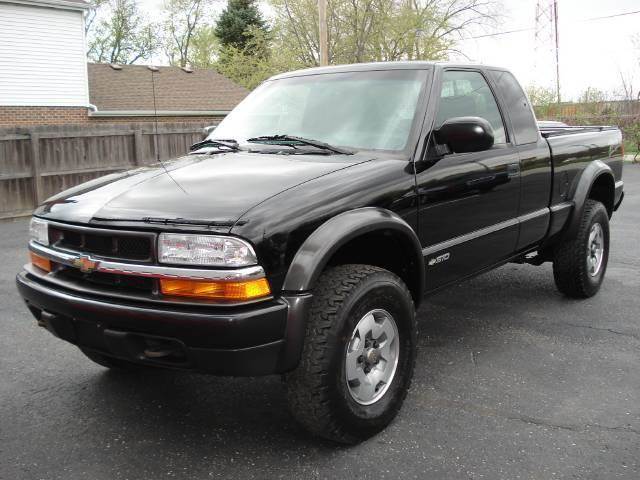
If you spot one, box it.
[160,277,271,302]
[30,252,52,272]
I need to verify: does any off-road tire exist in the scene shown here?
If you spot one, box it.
[286,264,417,444]
[80,348,149,371]
[552,199,610,298]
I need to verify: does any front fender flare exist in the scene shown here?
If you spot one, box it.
[282,207,425,302]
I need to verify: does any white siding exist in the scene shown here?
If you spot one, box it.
[0,2,88,106]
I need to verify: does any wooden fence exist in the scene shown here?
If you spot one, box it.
[0,122,210,219]
[534,99,640,119]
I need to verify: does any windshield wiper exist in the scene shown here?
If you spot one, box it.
[189,138,240,152]
[246,135,354,155]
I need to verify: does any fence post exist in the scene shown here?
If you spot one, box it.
[133,128,144,166]
[29,132,44,205]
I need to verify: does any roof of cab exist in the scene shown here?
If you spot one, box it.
[269,61,509,81]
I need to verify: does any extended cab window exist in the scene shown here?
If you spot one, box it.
[488,70,540,145]
[435,70,507,145]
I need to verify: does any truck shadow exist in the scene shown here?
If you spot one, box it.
[79,263,575,456]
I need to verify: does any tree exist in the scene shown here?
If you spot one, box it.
[268,0,497,66]
[85,0,108,34]
[578,87,608,105]
[525,85,557,119]
[87,0,158,64]
[163,0,212,68]
[215,25,301,89]
[215,0,267,50]
[188,25,221,69]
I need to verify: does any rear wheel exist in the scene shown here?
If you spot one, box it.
[286,264,417,444]
[552,199,610,298]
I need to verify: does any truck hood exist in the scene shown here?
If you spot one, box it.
[35,152,372,228]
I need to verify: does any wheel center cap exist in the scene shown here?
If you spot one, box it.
[364,348,380,365]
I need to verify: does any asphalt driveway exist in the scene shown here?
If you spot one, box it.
[1,166,639,480]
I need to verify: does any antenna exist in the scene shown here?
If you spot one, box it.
[553,0,561,104]
[149,65,161,164]
[149,65,187,194]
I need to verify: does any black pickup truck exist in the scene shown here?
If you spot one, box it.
[17,62,624,443]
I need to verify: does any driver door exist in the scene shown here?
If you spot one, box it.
[416,68,521,290]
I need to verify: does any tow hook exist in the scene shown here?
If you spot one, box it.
[142,339,184,359]
[38,310,57,328]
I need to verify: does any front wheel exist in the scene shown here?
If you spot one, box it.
[285,264,417,444]
[552,199,610,298]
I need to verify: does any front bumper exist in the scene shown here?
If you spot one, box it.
[16,270,312,376]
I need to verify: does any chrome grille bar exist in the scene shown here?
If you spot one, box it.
[29,241,265,282]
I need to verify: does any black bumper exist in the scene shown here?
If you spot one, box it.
[16,271,312,376]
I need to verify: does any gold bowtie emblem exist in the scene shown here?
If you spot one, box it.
[73,255,100,273]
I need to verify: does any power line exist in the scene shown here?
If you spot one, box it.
[468,27,532,40]
[584,9,640,21]
[463,9,640,41]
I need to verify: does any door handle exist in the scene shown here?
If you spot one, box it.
[466,175,496,187]
[508,163,520,178]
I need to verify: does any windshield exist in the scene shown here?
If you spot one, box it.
[211,69,429,152]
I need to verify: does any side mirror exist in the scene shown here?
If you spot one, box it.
[433,116,494,154]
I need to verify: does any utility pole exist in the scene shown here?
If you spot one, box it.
[553,0,561,103]
[318,0,328,66]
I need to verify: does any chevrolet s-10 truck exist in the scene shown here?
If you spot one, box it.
[17,62,624,443]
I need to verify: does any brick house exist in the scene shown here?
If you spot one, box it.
[0,0,91,125]
[0,0,248,127]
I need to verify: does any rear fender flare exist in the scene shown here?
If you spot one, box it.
[565,160,614,239]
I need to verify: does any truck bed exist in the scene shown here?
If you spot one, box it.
[539,125,619,138]
[543,126,624,208]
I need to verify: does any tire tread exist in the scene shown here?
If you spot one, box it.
[286,264,416,443]
[553,199,608,298]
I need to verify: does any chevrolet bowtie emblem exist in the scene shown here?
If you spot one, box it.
[73,255,100,273]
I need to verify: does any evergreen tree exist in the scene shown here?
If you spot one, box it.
[214,0,267,50]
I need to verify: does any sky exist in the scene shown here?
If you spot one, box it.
[139,0,640,101]
[453,0,640,101]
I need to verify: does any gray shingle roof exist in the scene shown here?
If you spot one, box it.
[87,63,249,113]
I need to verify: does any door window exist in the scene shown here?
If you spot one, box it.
[435,70,507,145]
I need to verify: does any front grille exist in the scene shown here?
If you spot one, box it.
[57,266,155,294]
[50,225,152,261]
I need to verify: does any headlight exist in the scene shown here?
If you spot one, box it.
[29,217,49,245]
[158,233,257,267]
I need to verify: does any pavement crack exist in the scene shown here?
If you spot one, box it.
[421,395,640,437]
[506,415,640,436]
[565,323,640,341]
[505,414,580,432]
[584,423,640,436]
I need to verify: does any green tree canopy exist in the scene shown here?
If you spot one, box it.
[188,25,220,69]
[214,0,267,50]
[268,0,496,66]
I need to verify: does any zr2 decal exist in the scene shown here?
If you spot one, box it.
[428,252,450,266]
